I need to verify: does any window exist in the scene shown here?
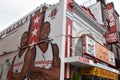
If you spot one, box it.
[116,47,120,60]
[106,19,110,32]
[108,44,113,51]
[118,31,120,41]
[75,37,82,56]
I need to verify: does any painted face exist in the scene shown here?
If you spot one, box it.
[40,22,50,40]
[20,32,28,47]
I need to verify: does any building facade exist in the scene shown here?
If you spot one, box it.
[0,0,119,80]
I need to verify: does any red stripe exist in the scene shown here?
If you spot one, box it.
[66,18,72,57]
[65,21,68,58]
[69,65,72,79]
[69,19,72,57]
[35,60,52,64]
[69,21,72,79]
[67,18,72,79]
[13,62,23,67]
[64,63,67,78]
[64,18,73,79]
[64,17,69,78]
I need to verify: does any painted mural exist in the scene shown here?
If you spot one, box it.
[0,2,63,80]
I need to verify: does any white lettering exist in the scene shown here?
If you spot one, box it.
[108,8,114,14]
[110,21,115,27]
[108,8,115,27]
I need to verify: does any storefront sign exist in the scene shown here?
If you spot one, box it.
[86,36,96,56]
[106,32,118,43]
[78,56,90,64]
[109,51,115,66]
[82,35,115,66]
[96,42,109,63]
[107,2,116,32]
[81,67,118,80]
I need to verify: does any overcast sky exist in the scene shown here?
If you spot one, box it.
[0,0,120,32]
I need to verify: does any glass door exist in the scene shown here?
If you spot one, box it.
[72,67,81,80]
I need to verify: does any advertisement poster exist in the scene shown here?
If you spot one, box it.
[109,51,115,66]
[96,42,109,63]
[0,3,63,80]
[86,36,96,56]
[84,36,115,66]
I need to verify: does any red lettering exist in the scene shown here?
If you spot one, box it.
[13,62,23,67]
[35,60,52,65]
[79,56,89,63]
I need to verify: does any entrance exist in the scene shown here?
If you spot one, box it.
[72,67,81,80]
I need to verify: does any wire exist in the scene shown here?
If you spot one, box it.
[2,38,53,55]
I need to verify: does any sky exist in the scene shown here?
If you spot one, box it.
[0,0,120,32]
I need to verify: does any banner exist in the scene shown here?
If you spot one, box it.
[28,12,45,46]
[107,2,116,32]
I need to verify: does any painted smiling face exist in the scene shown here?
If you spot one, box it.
[40,22,51,40]
[20,32,28,47]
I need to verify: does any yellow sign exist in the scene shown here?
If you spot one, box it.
[81,67,118,80]
[96,42,109,63]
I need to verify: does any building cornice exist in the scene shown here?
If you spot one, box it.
[71,2,105,34]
